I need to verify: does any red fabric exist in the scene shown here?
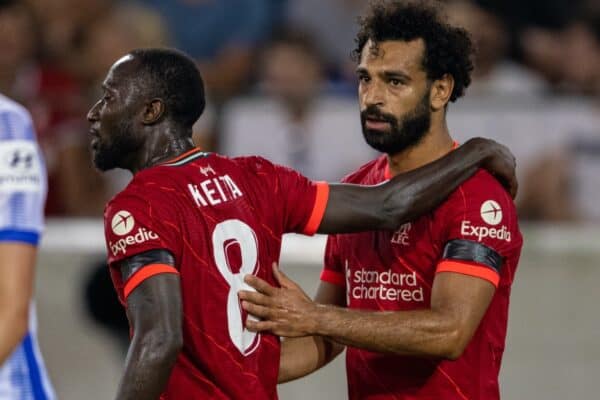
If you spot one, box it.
[322,155,522,400]
[320,269,346,287]
[104,153,327,399]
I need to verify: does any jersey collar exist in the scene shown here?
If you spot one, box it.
[159,147,204,166]
[384,141,459,180]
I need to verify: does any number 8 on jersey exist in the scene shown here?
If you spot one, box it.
[212,219,261,356]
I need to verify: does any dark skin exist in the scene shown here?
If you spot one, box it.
[87,55,190,400]
[238,39,510,383]
[88,52,517,400]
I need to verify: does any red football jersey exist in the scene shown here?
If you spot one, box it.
[321,155,522,400]
[103,148,329,399]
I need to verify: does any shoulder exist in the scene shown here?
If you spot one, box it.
[230,154,278,174]
[439,169,522,250]
[230,154,303,182]
[105,177,155,217]
[0,94,35,139]
[450,169,514,210]
[0,94,31,119]
[340,155,385,184]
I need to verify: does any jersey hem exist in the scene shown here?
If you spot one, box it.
[320,269,345,287]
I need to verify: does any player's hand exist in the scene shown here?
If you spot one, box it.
[465,138,518,198]
[239,263,319,337]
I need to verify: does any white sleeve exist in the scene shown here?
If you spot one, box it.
[0,107,47,245]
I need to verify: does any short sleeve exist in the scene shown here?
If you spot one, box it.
[436,171,522,287]
[104,193,178,268]
[0,109,47,245]
[237,156,329,235]
[320,235,346,287]
[272,163,329,235]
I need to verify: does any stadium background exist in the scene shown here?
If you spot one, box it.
[1,0,599,398]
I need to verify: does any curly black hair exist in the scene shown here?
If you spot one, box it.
[353,0,474,102]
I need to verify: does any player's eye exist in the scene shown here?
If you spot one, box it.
[358,75,371,83]
[389,78,402,86]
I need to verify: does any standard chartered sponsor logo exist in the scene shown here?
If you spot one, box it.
[350,267,424,303]
[109,227,159,256]
[460,220,511,242]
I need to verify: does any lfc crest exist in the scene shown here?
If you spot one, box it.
[391,222,411,245]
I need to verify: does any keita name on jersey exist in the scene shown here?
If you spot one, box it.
[187,174,243,208]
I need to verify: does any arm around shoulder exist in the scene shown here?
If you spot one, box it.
[317,138,516,234]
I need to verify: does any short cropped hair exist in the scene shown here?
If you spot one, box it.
[353,1,475,102]
[130,48,205,128]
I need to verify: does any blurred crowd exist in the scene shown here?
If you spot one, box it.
[1,0,600,221]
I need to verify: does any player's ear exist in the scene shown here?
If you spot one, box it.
[430,74,454,111]
[142,99,165,125]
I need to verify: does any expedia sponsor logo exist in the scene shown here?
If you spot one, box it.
[109,227,159,256]
[461,220,511,242]
[111,210,135,236]
[480,200,503,226]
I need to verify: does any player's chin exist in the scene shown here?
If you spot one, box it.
[362,130,392,152]
[92,151,115,171]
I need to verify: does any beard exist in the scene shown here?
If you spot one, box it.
[92,119,139,171]
[360,91,432,155]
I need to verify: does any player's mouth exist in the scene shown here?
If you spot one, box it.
[365,117,391,131]
[89,128,100,150]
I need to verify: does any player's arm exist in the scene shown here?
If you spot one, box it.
[0,242,36,364]
[0,109,45,364]
[303,274,492,359]
[278,281,345,383]
[317,137,516,234]
[241,241,499,360]
[114,250,182,400]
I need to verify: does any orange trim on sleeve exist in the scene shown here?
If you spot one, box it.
[436,260,499,288]
[303,182,330,235]
[320,269,346,287]
[123,264,180,299]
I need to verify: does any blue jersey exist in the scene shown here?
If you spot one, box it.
[0,94,54,399]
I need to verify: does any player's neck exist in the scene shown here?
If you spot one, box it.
[386,122,454,177]
[130,129,195,173]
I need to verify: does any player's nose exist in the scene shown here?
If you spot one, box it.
[362,84,385,108]
[87,101,101,122]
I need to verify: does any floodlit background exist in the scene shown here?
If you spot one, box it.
[1,0,599,398]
